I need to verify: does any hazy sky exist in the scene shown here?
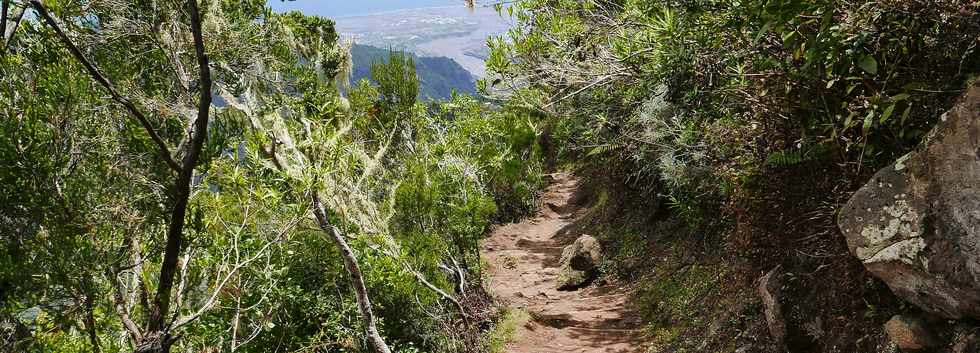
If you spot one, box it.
[267,0,461,18]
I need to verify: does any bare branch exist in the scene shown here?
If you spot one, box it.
[171,215,300,329]
[107,269,144,343]
[362,241,469,323]
[171,250,193,319]
[545,71,628,108]
[405,262,469,324]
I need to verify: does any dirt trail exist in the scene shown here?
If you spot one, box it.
[481,173,647,353]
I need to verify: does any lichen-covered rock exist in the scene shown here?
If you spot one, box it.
[556,234,601,290]
[838,80,980,319]
[884,315,939,350]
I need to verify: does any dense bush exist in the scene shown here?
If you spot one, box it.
[488,0,979,219]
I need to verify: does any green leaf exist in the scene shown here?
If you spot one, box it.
[903,82,929,90]
[862,110,875,133]
[858,55,878,75]
[879,104,896,124]
[890,93,910,102]
[843,111,856,128]
[900,105,912,124]
[820,10,834,31]
[754,21,773,45]
[587,145,613,157]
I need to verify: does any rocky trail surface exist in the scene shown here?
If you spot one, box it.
[481,173,647,353]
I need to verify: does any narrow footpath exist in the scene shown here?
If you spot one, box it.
[481,173,647,353]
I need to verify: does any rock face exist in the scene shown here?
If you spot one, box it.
[838,80,980,319]
[556,234,601,290]
[883,315,938,350]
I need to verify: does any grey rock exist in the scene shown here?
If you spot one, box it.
[838,80,980,319]
[556,234,601,290]
[758,266,787,350]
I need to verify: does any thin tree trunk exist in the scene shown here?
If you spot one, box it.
[32,1,212,352]
[241,105,393,353]
[0,0,24,54]
[149,0,212,336]
[311,194,392,353]
[84,294,101,353]
[1,1,9,47]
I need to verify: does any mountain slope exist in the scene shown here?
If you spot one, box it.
[349,43,476,100]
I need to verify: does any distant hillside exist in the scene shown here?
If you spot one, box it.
[349,44,476,100]
[334,6,510,77]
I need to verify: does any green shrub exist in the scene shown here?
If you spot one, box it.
[487,0,980,220]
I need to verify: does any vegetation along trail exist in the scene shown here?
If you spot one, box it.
[482,173,646,353]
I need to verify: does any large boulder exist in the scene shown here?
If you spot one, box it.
[556,234,601,290]
[838,80,980,319]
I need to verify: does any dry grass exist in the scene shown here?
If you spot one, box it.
[486,308,530,353]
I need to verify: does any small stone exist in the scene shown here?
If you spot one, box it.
[555,234,601,290]
[953,327,979,353]
[758,266,786,350]
[884,315,938,350]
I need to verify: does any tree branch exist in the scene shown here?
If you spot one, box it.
[1,1,9,49]
[312,194,392,353]
[150,0,213,333]
[0,0,25,54]
[405,261,469,325]
[2,3,24,51]
[217,48,392,353]
[107,268,143,343]
[29,0,181,172]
